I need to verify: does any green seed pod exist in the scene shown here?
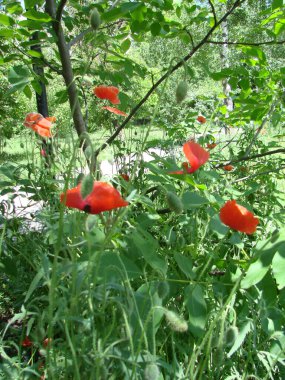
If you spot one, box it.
[90,8,101,31]
[225,326,239,347]
[165,310,188,333]
[80,174,94,199]
[166,191,183,214]
[157,281,170,299]
[176,81,188,103]
[76,172,85,185]
[144,363,160,380]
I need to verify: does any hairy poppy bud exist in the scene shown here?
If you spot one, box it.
[144,363,160,380]
[157,281,170,299]
[165,310,188,332]
[166,191,183,214]
[225,326,238,347]
[90,9,101,31]
[176,81,188,103]
[80,174,94,199]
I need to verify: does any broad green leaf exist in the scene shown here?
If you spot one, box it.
[0,14,15,26]
[23,9,52,22]
[209,214,229,238]
[24,268,44,302]
[121,38,131,53]
[8,65,30,84]
[23,85,32,99]
[174,252,195,279]
[102,2,142,22]
[6,3,23,15]
[185,284,207,337]
[0,28,14,37]
[27,49,43,58]
[182,191,208,209]
[150,22,161,36]
[272,244,285,289]
[272,0,283,9]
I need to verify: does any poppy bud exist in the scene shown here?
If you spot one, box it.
[157,281,170,299]
[20,142,24,148]
[165,310,188,332]
[76,173,85,185]
[175,81,188,103]
[225,326,238,347]
[90,9,101,30]
[144,363,160,380]
[80,174,94,199]
[166,191,183,214]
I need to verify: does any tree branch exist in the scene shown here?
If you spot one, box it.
[207,39,285,46]
[94,0,247,158]
[56,0,68,22]
[215,148,285,168]
[208,0,217,25]
[233,165,285,183]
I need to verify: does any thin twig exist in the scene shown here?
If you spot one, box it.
[207,39,285,46]
[56,0,68,22]
[208,0,217,25]
[233,165,285,183]
[215,148,285,168]
[94,0,247,158]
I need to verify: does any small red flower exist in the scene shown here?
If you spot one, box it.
[60,181,129,214]
[120,173,130,181]
[22,336,33,347]
[223,165,234,171]
[220,200,259,234]
[40,149,46,157]
[207,143,217,150]
[197,115,206,124]
[102,106,127,116]
[170,141,210,175]
[24,113,55,138]
[93,85,120,104]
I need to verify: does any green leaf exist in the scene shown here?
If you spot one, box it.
[0,29,14,37]
[272,0,283,9]
[27,49,43,58]
[209,214,229,238]
[102,2,142,22]
[23,85,32,99]
[174,252,195,279]
[121,38,131,53]
[0,14,15,26]
[6,3,23,15]
[24,269,44,303]
[8,65,30,84]
[184,284,207,337]
[272,244,285,289]
[23,9,52,22]
[150,22,161,36]
[182,191,208,209]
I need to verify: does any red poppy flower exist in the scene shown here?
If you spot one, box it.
[220,200,259,234]
[43,338,52,348]
[22,336,33,347]
[120,173,130,181]
[93,85,120,104]
[60,181,129,214]
[207,143,217,150]
[102,106,127,116]
[223,165,234,171]
[197,115,206,124]
[24,113,55,138]
[170,141,210,174]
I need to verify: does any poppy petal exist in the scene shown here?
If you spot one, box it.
[93,85,120,104]
[46,116,56,122]
[197,115,206,123]
[34,125,52,138]
[220,200,259,234]
[60,185,86,211]
[183,141,210,173]
[102,106,127,116]
[86,182,129,214]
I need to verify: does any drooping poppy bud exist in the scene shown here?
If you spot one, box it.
[164,310,188,333]
[144,363,160,380]
[90,8,101,30]
[166,191,183,214]
[120,173,130,181]
[176,81,188,103]
[225,326,239,347]
[219,200,259,234]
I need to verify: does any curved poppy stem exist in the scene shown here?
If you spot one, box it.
[94,0,247,159]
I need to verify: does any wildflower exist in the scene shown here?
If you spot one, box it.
[102,106,127,116]
[220,200,259,234]
[22,336,33,347]
[170,141,210,174]
[40,149,46,157]
[60,181,129,214]
[93,85,120,104]
[120,173,130,181]
[197,115,206,124]
[207,143,217,150]
[24,113,55,138]
[223,165,234,171]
